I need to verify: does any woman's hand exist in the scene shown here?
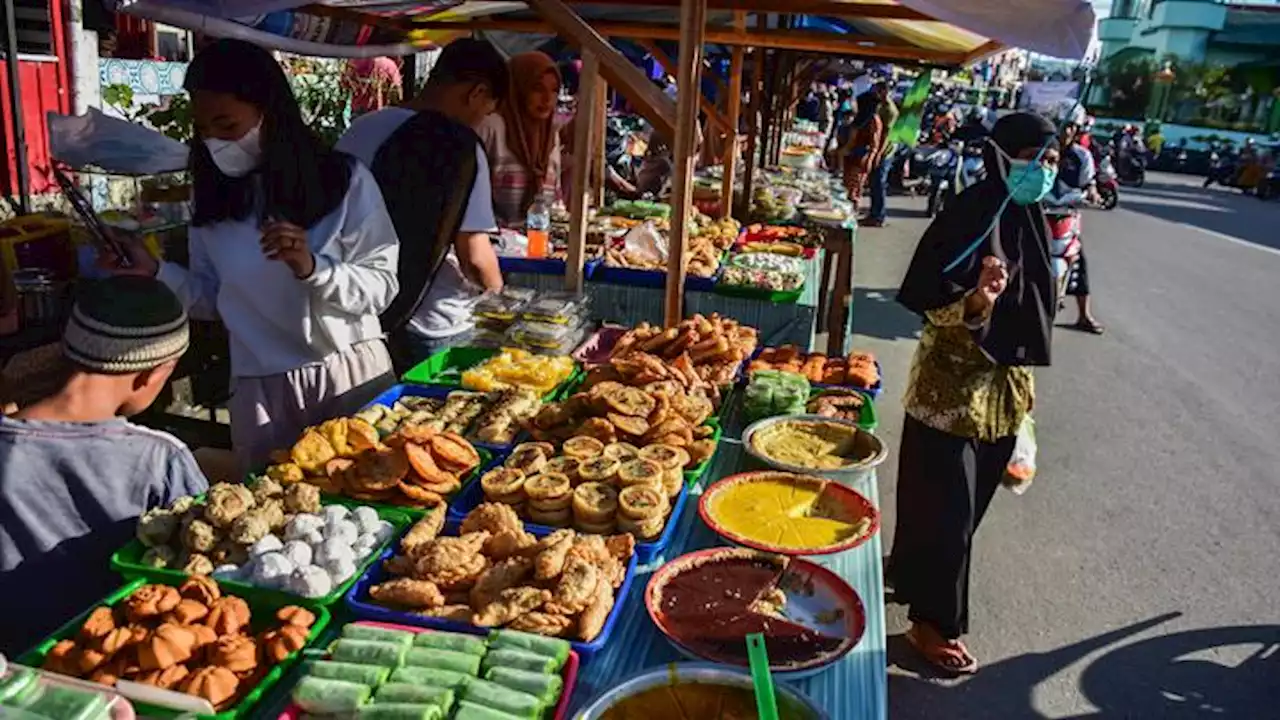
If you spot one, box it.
[260,220,315,279]
[965,255,1009,317]
[97,236,159,278]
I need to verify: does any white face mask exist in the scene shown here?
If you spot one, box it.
[203,118,262,177]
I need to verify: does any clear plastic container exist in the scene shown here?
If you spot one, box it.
[519,291,589,325]
[506,318,588,352]
[474,287,536,322]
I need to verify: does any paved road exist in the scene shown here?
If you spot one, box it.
[853,172,1280,719]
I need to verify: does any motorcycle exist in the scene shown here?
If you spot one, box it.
[1203,148,1241,189]
[891,144,941,196]
[1045,207,1083,305]
[1095,156,1119,210]
[1116,150,1147,186]
[1256,165,1280,201]
[926,140,984,217]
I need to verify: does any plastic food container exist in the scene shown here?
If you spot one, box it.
[345,521,638,658]
[17,578,331,720]
[519,292,588,325]
[274,620,580,720]
[505,319,589,354]
[0,659,136,720]
[474,287,536,322]
[109,498,416,607]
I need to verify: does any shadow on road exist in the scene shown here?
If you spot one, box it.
[852,287,922,342]
[1106,178,1280,253]
[888,613,1280,719]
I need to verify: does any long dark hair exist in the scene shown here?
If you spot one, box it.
[184,39,352,229]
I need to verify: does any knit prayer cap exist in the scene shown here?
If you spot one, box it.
[63,276,190,373]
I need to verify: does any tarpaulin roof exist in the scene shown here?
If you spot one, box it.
[117,0,1094,62]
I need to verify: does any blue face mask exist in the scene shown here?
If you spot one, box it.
[1005,159,1057,205]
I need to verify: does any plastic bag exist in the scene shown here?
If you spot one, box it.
[1004,416,1037,494]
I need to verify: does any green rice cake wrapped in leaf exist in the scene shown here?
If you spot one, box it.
[486,629,569,668]
[305,660,391,686]
[484,666,563,705]
[389,666,469,689]
[413,630,487,656]
[461,677,545,718]
[404,647,481,676]
[291,676,372,714]
[481,647,559,675]
[373,683,455,709]
[356,703,445,719]
[454,700,524,720]
[343,624,417,648]
[329,639,409,668]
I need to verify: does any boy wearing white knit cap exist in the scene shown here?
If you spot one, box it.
[0,276,209,655]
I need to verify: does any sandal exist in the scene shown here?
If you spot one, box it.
[906,624,979,675]
[1074,319,1106,335]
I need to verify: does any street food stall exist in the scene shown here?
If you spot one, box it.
[0,0,1093,717]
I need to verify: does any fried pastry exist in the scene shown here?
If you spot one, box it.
[469,556,534,608]
[370,578,445,608]
[472,587,551,627]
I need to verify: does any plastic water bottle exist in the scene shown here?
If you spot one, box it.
[526,191,551,259]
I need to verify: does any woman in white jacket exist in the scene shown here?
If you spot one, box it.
[111,39,399,471]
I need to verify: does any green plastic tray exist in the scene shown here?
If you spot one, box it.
[110,497,418,608]
[17,577,331,720]
[713,281,804,304]
[401,347,581,401]
[683,419,724,488]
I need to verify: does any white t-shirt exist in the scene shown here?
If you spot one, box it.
[337,108,498,339]
[156,164,399,377]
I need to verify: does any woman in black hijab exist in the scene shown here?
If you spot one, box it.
[890,112,1060,674]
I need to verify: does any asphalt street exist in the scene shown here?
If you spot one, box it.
[852,172,1280,719]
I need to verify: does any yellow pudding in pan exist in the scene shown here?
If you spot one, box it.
[700,471,879,555]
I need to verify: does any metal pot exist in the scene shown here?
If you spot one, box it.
[12,268,64,328]
[575,662,828,719]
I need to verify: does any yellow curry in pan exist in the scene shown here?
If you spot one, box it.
[707,476,873,551]
[749,420,868,470]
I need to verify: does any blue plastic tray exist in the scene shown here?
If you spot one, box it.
[345,520,639,658]
[499,256,603,277]
[592,264,720,292]
[447,468,691,565]
[363,383,526,454]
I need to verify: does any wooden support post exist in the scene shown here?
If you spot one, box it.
[663,0,707,326]
[719,13,745,220]
[738,47,764,219]
[592,78,608,208]
[566,53,600,293]
[525,0,676,139]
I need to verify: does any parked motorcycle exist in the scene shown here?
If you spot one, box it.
[891,144,941,196]
[1203,148,1241,190]
[1256,165,1280,201]
[1095,156,1119,210]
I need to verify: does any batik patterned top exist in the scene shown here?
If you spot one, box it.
[902,296,1034,442]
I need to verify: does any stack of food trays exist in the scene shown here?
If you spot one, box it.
[347,508,638,658]
[113,482,418,605]
[18,577,330,718]
[282,621,578,719]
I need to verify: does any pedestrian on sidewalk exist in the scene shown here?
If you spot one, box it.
[863,82,899,228]
[890,112,1060,675]
[835,87,884,211]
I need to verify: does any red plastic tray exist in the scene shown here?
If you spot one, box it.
[276,620,579,720]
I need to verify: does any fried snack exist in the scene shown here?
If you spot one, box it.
[524,473,572,508]
[577,457,620,484]
[370,578,446,609]
[401,510,447,556]
[572,483,619,524]
[546,556,600,614]
[277,606,317,629]
[687,438,716,466]
[430,432,481,474]
[398,482,445,506]
[561,436,604,460]
[481,467,526,505]
[574,417,617,445]
[349,446,410,492]
[618,485,668,521]
[204,483,254,529]
[617,512,665,541]
[472,587,551,627]
[469,557,534,608]
[404,442,457,486]
[533,532,575,580]
[607,412,649,437]
[616,459,663,489]
[461,502,523,536]
[291,430,337,474]
[544,456,582,485]
[577,575,615,642]
[485,529,537,559]
[505,445,548,475]
[508,612,573,637]
[601,442,640,463]
[415,604,474,622]
[126,584,181,622]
